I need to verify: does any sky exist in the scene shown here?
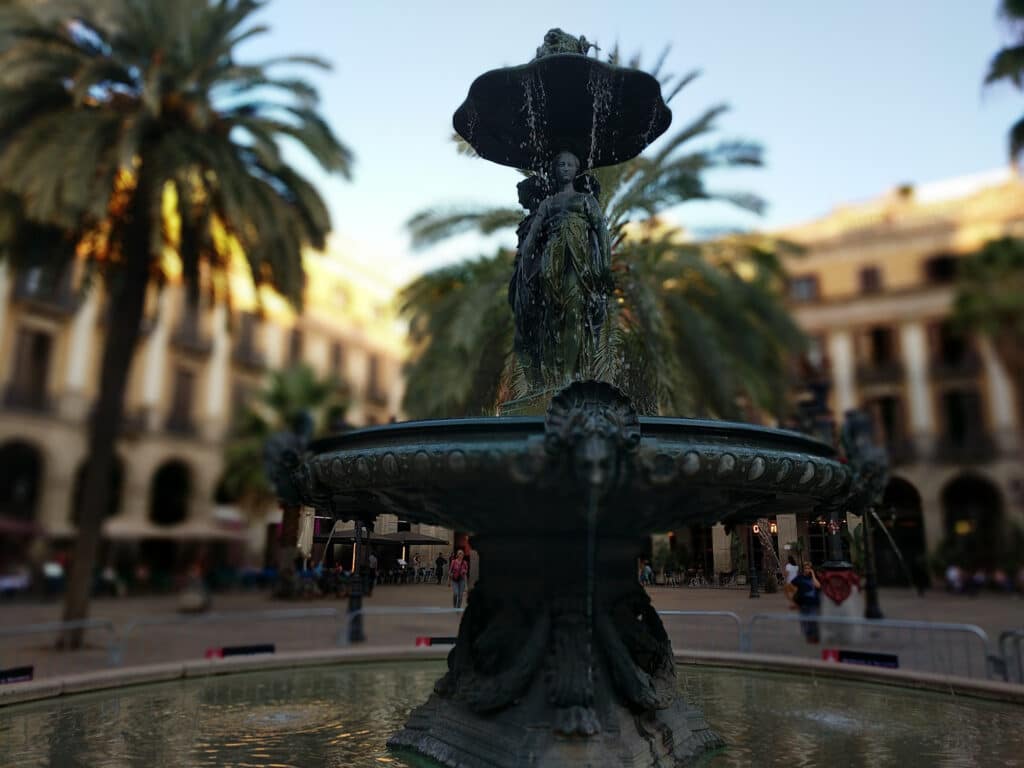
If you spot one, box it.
[243,1,1021,282]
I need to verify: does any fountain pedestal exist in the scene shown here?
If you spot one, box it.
[389,534,722,767]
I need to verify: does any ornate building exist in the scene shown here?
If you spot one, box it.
[0,241,446,578]
[678,170,1024,582]
[776,168,1024,580]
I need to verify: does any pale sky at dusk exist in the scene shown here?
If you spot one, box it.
[242,1,1021,281]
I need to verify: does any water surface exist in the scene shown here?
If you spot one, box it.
[0,662,1018,767]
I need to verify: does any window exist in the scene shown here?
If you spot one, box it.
[788,275,819,302]
[288,327,303,365]
[941,389,983,447]
[866,395,903,449]
[6,328,52,410]
[865,326,896,365]
[859,266,883,294]
[330,341,345,379]
[167,367,196,434]
[923,254,958,284]
[806,335,826,370]
[367,354,387,402]
[238,313,256,349]
[931,321,970,366]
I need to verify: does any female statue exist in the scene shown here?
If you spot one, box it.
[509,150,613,389]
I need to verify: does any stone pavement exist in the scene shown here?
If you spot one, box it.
[1,584,1022,680]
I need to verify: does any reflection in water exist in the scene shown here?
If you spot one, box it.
[0,662,1019,767]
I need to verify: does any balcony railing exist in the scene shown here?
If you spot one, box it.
[12,271,80,317]
[170,320,212,357]
[165,412,197,437]
[2,385,52,414]
[855,360,905,386]
[930,353,982,381]
[232,343,266,371]
[935,434,997,464]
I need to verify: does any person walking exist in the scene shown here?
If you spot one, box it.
[449,549,468,608]
[435,553,447,585]
[367,551,378,595]
[783,556,799,607]
[791,561,821,643]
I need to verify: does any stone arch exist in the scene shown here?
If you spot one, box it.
[70,455,125,526]
[0,439,44,522]
[941,472,1003,567]
[875,476,926,586]
[149,459,192,526]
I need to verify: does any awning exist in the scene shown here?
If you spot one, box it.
[377,531,450,546]
[313,523,391,544]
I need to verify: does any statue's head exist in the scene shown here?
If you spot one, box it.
[552,150,581,185]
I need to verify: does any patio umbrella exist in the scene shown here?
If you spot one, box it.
[313,523,391,544]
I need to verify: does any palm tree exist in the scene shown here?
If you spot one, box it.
[952,237,1024,427]
[985,0,1024,159]
[221,364,348,593]
[0,0,351,641]
[401,63,802,419]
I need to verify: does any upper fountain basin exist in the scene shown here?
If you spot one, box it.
[299,416,852,537]
[453,54,672,172]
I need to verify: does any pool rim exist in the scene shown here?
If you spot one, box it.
[2,647,1021,710]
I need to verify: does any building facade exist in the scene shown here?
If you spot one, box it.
[682,170,1024,583]
[0,243,443,580]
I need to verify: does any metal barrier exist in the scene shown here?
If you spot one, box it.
[657,610,743,652]
[0,619,119,681]
[746,613,996,680]
[999,629,1024,684]
[0,609,1018,686]
[342,606,464,646]
[117,607,343,667]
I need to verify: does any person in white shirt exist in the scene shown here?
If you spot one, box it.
[783,556,799,606]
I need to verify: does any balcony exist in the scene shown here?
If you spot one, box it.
[855,360,904,386]
[170,319,212,357]
[232,343,266,371]
[3,385,52,414]
[885,439,917,467]
[930,353,982,381]
[165,412,197,437]
[935,434,997,464]
[12,269,80,317]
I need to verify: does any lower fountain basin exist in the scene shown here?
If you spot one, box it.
[1,660,1019,767]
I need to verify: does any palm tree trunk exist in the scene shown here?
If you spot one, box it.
[61,172,153,648]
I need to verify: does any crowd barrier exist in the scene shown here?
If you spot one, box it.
[745,613,998,681]
[1000,629,1024,684]
[1,607,1019,687]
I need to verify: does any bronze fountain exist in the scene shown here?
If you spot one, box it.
[297,30,853,767]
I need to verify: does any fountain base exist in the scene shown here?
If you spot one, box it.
[387,534,723,767]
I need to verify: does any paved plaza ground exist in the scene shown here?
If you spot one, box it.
[2,583,1022,681]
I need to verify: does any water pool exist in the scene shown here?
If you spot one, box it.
[0,662,1018,767]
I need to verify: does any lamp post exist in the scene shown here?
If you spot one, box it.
[841,409,890,621]
[862,504,884,619]
[748,524,759,599]
[346,518,373,643]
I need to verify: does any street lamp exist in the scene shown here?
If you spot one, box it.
[841,409,890,620]
[748,524,759,599]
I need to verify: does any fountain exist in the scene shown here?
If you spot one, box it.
[295,30,854,767]
[4,28,1024,768]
